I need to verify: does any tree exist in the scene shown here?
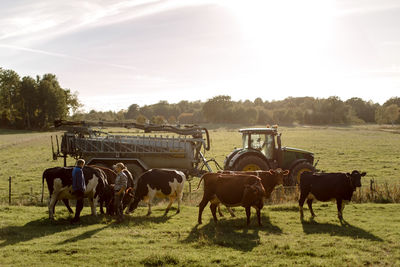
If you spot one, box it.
[36,74,69,128]
[136,114,147,124]
[202,95,232,123]
[126,104,139,119]
[168,115,177,124]
[151,115,165,124]
[20,76,39,128]
[0,69,21,127]
[377,104,400,126]
[346,97,376,123]
[254,97,263,106]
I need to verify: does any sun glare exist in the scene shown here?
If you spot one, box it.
[220,0,336,95]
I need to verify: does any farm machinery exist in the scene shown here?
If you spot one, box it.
[51,120,217,180]
[51,121,316,186]
[223,126,317,185]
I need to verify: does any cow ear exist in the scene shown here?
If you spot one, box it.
[283,170,290,175]
[361,172,367,177]
[268,169,275,175]
[346,173,351,177]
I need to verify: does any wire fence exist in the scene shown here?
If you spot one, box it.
[3,177,400,206]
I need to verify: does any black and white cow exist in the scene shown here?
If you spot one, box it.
[127,169,186,216]
[42,166,106,219]
[299,170,366,220]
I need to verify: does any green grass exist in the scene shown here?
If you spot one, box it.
[1,203,399,266]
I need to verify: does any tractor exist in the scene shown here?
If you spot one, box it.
[223,126,316,185]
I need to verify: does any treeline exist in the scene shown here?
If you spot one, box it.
[1,67,399,128]
[0,68,79,129]
[72,95,400,126]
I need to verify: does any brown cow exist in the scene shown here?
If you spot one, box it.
[198,173,266,226]
[215,169,289,216]
[219,169,289,197]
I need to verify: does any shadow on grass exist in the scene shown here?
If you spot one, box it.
[301,219,383,241]
[182,214,282,252]
[0,214,105,248]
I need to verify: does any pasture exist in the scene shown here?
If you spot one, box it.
[1,125,400,266]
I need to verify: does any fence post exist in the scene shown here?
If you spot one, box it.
[9,176,12,205]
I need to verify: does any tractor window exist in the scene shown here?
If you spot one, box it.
[250,134,265,151]
[242,134,249,149]
[263,135,274,159]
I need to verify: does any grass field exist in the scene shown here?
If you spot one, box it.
[1,125,400,266]
[1,203,399,266]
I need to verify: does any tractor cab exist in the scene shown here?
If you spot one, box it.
[224,126,316,186]
[240,127,279,161]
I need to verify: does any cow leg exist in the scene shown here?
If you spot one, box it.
[125,198,134,215]
[164,196,175,216]
[256,208,262,226]
[48,193,59,219]
[217,204,224,217]
[336,199,344,220]
[198,197,209,224]
[245,206,251,226]
[62,199,74,214]
[307,198,315,218]
[210,203,218,223]
[89,196,98,216]
[298,194,307,220]
[176,186,184,214]
[227,207,236,217]
[147,190,156,216]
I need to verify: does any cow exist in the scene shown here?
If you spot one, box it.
[89,165,117,215]
[127,168,186,216]
[42,165,106,219]
[208,169,289,217]
[298,170,367,221]
[198,173,266,226]
[93,165,136,215]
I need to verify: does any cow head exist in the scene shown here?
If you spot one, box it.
[122,187,135,209]
[241,180,265,208]
[268,168,290,185]
[347,170,366,188]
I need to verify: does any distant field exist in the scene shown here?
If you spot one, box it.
[0,203,399,266]
[1,125,399,204]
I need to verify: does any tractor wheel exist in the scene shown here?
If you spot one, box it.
[289,162,314,186]
[233,155,269,172]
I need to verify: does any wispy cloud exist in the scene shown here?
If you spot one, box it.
[0,43,139,71]
[0,0,213,45]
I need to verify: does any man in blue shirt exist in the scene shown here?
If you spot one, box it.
[71,159,86,224]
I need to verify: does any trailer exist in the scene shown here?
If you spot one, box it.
[51,120,220,180]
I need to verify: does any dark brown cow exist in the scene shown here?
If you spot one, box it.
[299,170,366,221]
[198,173,266,226]
[91,166,136,215]
[215,169,289,216]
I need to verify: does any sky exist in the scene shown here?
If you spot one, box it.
[1,0,400,111]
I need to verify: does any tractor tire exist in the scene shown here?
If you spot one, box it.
[288,162,314,186]
[233,155,269,172]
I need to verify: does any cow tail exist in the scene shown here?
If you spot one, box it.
[194,176,204,192]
